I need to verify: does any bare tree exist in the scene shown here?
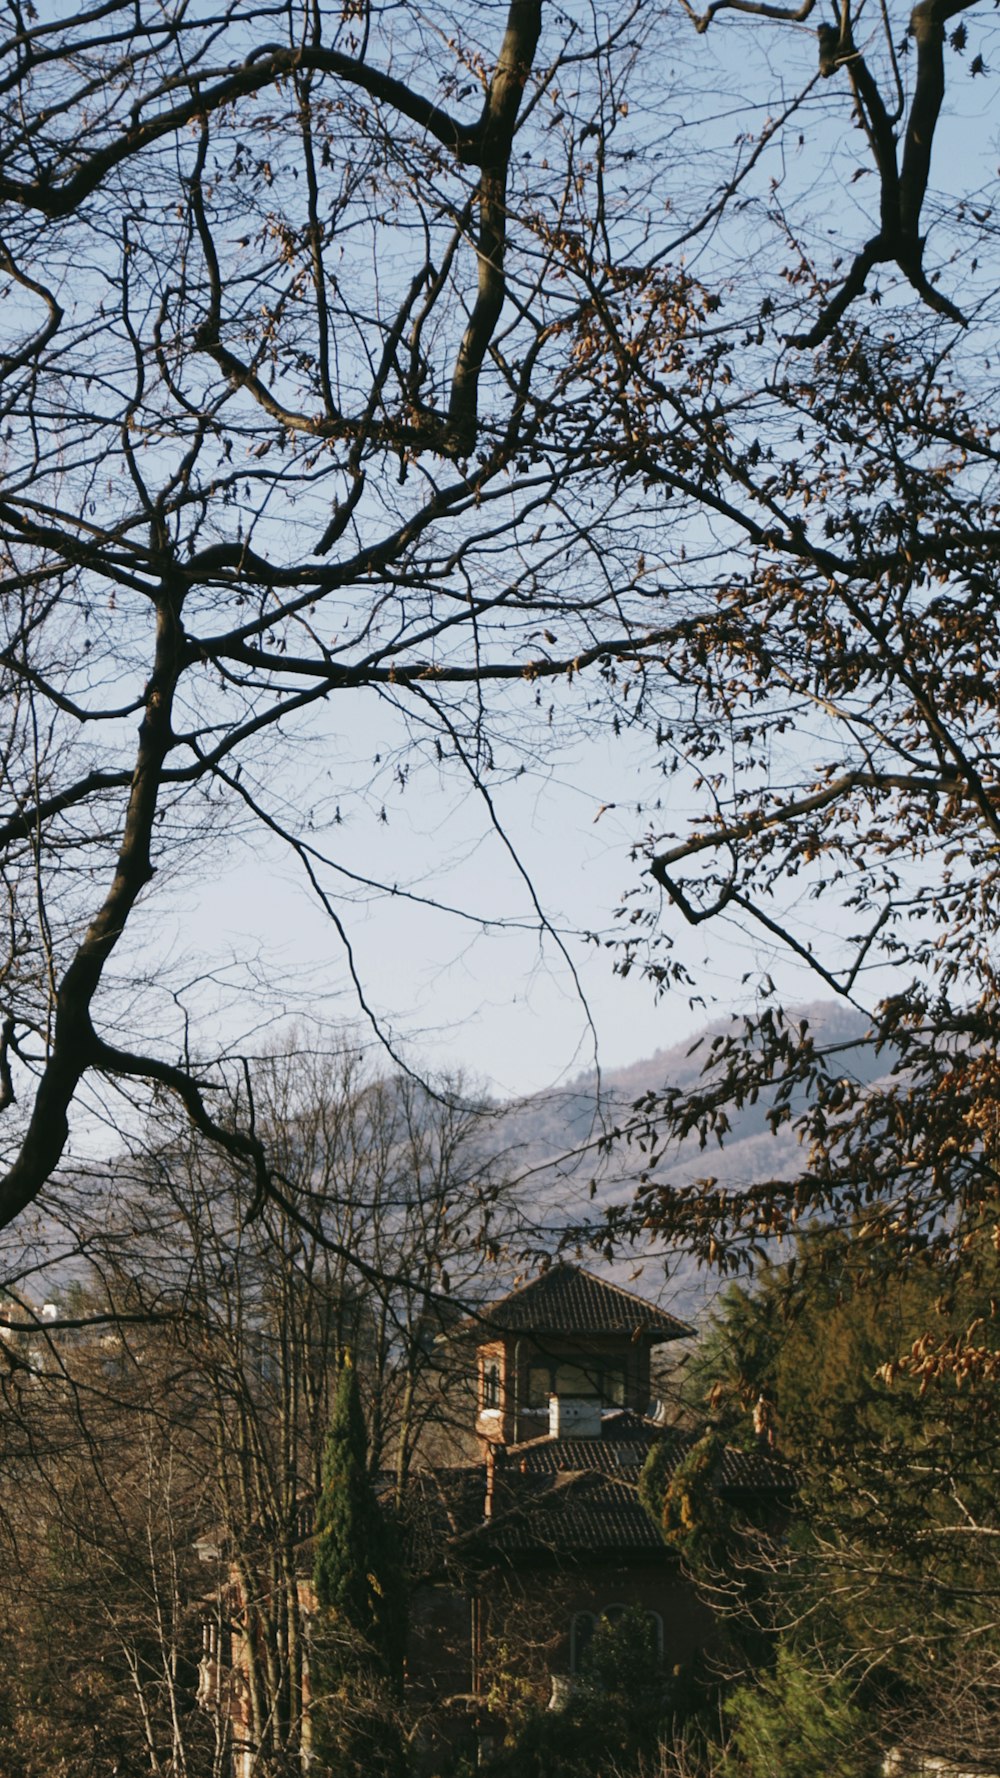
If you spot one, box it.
[0,0,995,1236]
[0,1040,515,1774]
[0,1302,225,1777]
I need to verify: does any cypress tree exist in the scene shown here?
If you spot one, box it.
[311,1359,405,1774]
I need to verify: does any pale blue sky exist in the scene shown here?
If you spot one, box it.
[98,1,999,1104]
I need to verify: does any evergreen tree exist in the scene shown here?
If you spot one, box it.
[653,1433,736,1574]
[684,1228,1000,1761]
[311,1359,405,1774]
[718,1643,878,1778]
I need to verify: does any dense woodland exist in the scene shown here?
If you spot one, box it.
[1,0,1000,1771]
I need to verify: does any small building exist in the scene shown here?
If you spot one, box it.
[403,1264,793,1730]
[197,1262,793,1771]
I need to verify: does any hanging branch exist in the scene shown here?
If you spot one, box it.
[791,0,976,345]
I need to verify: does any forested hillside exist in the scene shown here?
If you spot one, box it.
[499,1000,882,1317]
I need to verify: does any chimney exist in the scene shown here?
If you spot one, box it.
[549,1394,602,1440]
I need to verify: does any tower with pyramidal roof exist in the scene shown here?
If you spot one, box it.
[473,1261,692,1449]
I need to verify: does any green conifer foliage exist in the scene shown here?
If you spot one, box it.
[718,1644,877,1778]
[311,1359,405,1774]
[640,1432,736,1574]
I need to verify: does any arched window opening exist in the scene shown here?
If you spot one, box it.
[602,1603,663,1653]
[571,1604,663,1676]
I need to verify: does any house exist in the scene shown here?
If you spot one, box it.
[197,1262,793,1771]
[402,1264,793,1725]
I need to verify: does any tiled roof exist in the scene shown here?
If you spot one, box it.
[480,1264,692,1343]
[512,1436,654,1479]
[507,1410,666,1480]
[712,1444,796,1494]
[508,1414,796,1495]
[407,1415,796,1573]
[400,1466,487,1574]
[480,1474,667,1560]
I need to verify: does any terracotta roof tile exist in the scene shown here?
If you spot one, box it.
[508,1418,796,1493]
[419,1418,796,1570]
[480,1264,692,1343]
[483,1475,667,1559]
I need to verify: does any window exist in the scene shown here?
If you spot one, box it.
[570,1606,663,1674]
[603,1365,626,1407]
[554,1361,600,1399]
[528,1358,630,1411]
[570,1610,597,1673]
[526,1364,550,1409]
[481,1358,501,1411]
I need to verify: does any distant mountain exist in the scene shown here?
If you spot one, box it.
[0,1001,889,1341]
[495,1001,888,1325]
